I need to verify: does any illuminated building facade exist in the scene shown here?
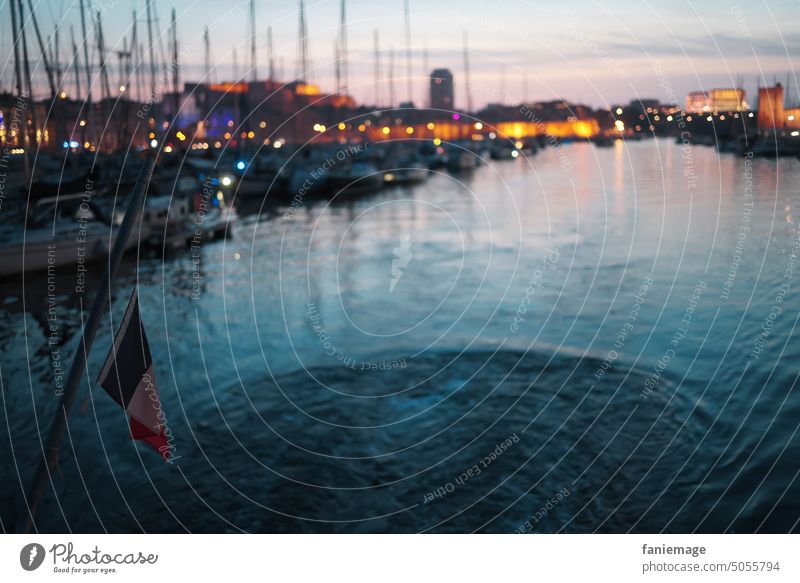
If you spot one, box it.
[685,88,747,113]
[685,91,709,113]
[708,89,747,112]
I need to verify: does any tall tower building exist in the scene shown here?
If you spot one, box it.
[430,69,454,110]
[758,83,784,132]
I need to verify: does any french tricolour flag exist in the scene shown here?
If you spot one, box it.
[96,290,172,461]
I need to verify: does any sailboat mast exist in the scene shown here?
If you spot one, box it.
[145,0,157,99]
[404,0,412,104]
[171,8,179,118]
[70,26,81,100]
[130,12,140,103]
[25,0,56,98]
[339,0,347,94]
[8,0,29,179]
[249,0,256,82]
[334,40,341,95]
[267,26,274,82]
[95,12,111,103]
[373,29,380,108]
[388,45,395,108]
[462,30,472,113]
[203,27,211,81]
[55,26,61,89]
[79,0,93,139]
[423,39,428,108]
[17,0,39,148]
[297,0,309,82]
[9,0,24,105]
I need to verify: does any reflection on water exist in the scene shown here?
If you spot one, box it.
[2,139,800,532]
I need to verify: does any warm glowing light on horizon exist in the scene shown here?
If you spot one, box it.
[209,82,248,94]
[294,83,321,96]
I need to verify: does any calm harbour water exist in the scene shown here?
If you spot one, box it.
[2,138,799,532]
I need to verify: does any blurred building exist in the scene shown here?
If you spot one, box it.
[758,83,785,131]
[757,83,800,135]
[685,88,747,113]
[165,79,356,142]
[430,69,454,110]
[685,91,709,113]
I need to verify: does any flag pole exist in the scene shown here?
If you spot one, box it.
[18,154,156,534]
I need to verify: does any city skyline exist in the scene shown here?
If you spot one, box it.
[2,0,800,109]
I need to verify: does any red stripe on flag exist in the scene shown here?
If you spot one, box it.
[129,416,171,461]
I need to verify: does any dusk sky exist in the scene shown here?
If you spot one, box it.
[3,0,800,109]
